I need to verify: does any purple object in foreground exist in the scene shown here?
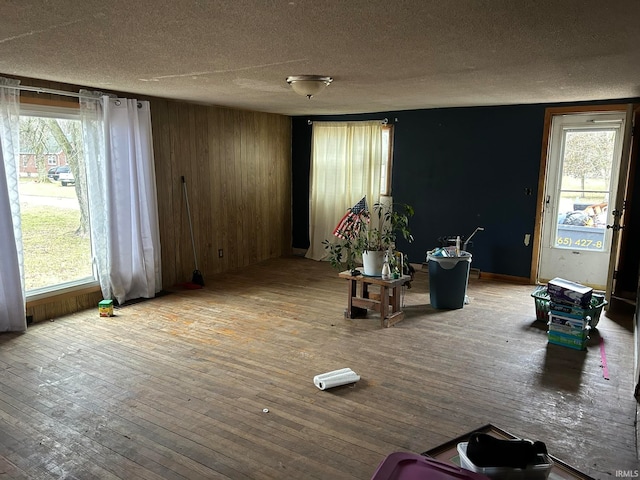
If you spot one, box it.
[371,452,490,480]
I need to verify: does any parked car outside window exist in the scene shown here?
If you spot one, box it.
[48,166,64,180]
[57,166,75,186]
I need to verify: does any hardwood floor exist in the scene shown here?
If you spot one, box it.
[0,256,637,479]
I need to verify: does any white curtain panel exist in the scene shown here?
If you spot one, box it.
[305,121,383,260]
[79,93,110,300]
[0,78,26,332]
[80,95,161,305]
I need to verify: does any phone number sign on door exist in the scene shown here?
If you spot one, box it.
[556,237,603,250]
[555,224,606,252]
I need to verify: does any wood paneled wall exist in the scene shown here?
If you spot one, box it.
[151,99,292,288]
[13,75,292,320]
[26,287,103,324]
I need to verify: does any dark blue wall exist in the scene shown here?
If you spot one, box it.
[292,101,639,280]
[392,105,546,277]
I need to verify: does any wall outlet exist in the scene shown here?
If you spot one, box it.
[218,249,223,258]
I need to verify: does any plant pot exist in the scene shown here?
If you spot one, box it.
[362,250,385,276]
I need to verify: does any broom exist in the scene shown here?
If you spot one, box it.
[181,176,205,287]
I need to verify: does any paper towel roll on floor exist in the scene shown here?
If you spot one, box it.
[313,368,360,390]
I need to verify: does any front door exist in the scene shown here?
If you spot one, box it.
[538,110,627,289]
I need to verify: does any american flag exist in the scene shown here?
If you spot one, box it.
[333,196,369,239]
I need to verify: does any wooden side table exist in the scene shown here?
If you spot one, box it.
[338,270,411,327]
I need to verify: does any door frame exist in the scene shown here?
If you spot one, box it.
[531,104,629,286]
[608,105,640,304]
[604,105,634,302]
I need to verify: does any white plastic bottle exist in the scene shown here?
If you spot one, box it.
[382,251,391,280]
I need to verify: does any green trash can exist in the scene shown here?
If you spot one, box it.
[427,251,472,309]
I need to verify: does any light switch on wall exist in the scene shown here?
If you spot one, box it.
[524,233,531,246]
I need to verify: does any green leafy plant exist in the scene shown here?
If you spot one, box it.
[368,202,414,251]
[323,201,414,272]
[322,236,361,272]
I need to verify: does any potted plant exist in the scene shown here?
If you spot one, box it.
[322,235,361,273]
[361,202,414,275]
[323,200,414,276]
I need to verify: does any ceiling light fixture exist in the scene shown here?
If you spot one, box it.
[286,75,333,99]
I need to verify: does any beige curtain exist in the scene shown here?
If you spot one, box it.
[306,121,383,260]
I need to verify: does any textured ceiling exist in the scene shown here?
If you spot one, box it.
[2,0,640,116]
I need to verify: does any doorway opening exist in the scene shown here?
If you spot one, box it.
[535,107,629,291]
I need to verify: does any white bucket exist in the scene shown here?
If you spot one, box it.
[362,250,385,276]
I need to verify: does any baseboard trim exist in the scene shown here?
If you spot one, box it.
[477,272,531,284]
[26,283,102,308]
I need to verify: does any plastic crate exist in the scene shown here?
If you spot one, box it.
[531,285,607,328]
[531,285,551,322]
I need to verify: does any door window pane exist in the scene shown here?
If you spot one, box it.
[555,128,617,252]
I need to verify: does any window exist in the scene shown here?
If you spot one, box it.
[380,125,394,196]
[18,103,95,295]
[305,120,385,260]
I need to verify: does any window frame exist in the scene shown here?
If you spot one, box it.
[380,125,394,196]
[19,96,100,301]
